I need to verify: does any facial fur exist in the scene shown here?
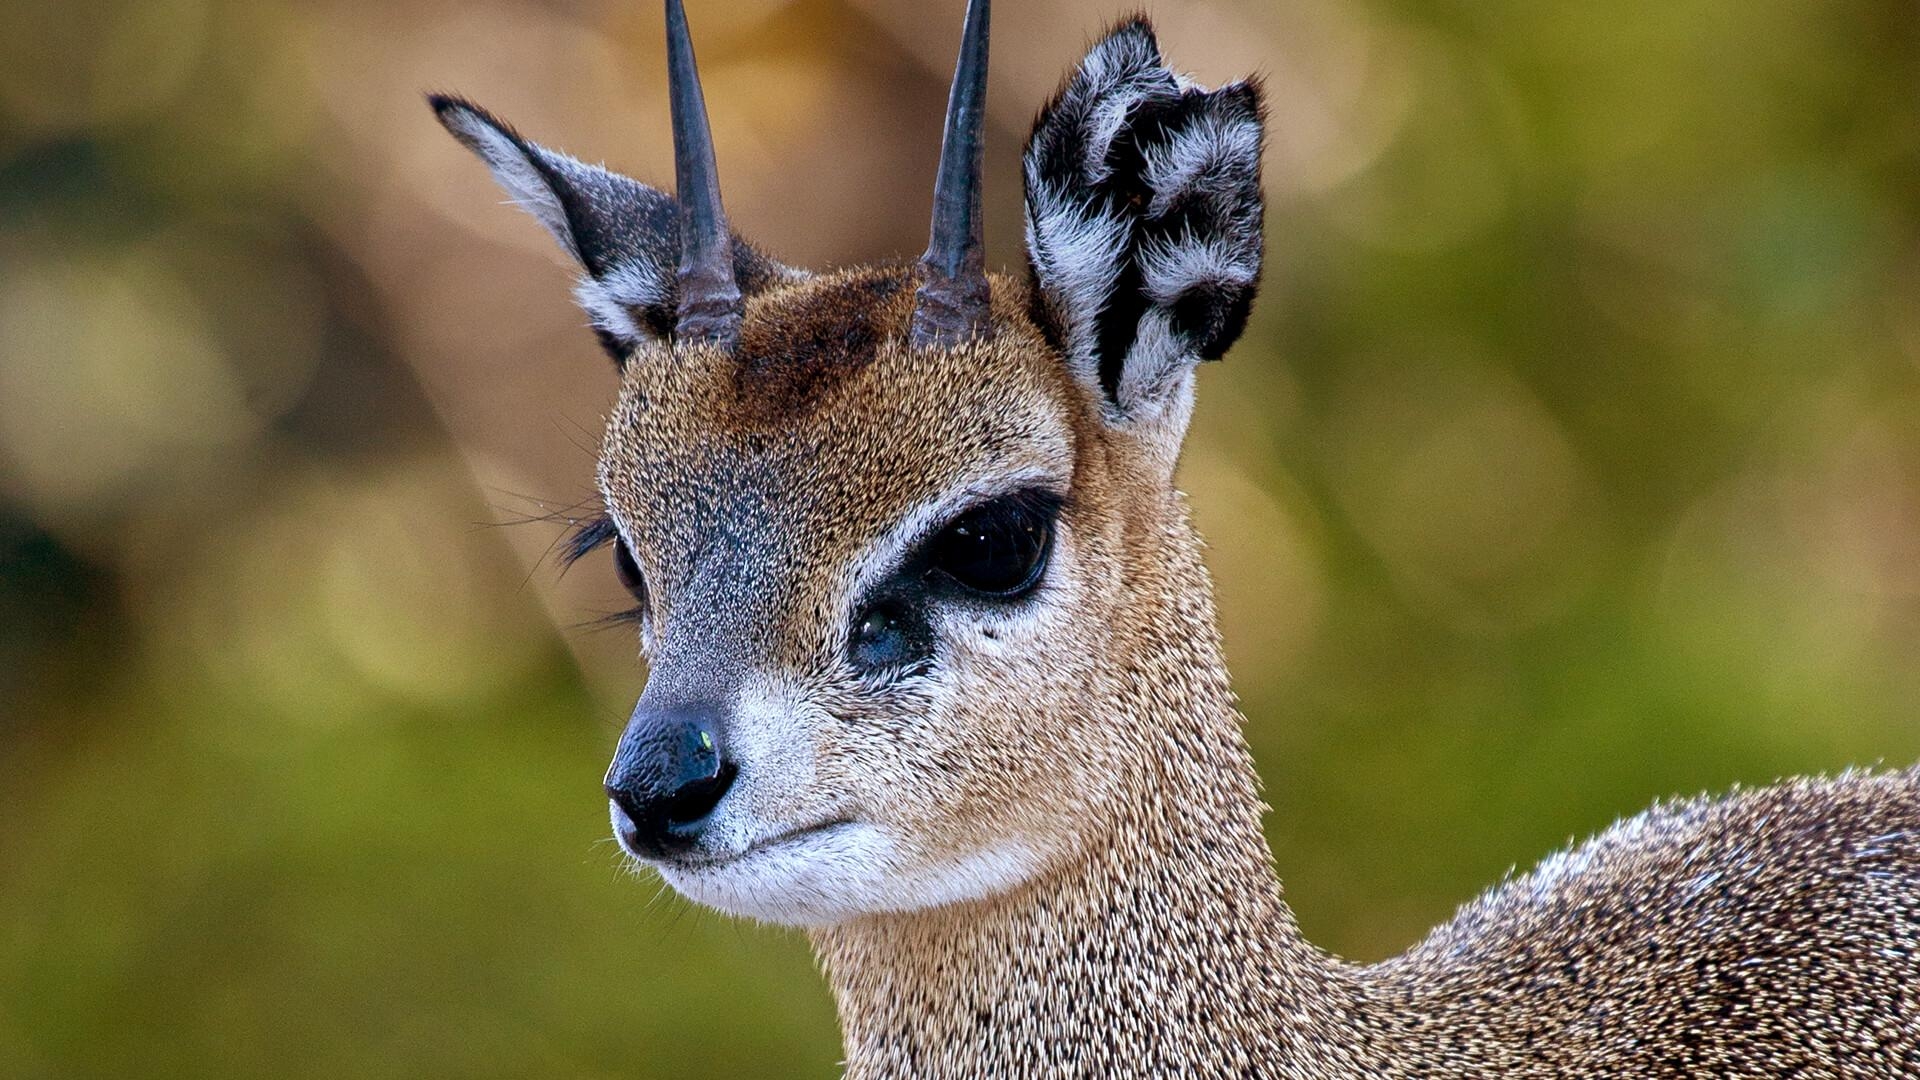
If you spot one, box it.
[596,267,1159,924]
[433,14,1266,927]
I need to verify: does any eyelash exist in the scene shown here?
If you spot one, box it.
[560,514,647,629]
[559,514,618,567]
[558,488,1066,637]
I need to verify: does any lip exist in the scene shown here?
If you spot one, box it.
[664,818,856,871]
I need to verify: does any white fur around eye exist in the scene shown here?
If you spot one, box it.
[843,467,1068,609]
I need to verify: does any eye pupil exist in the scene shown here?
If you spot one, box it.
[926,493,1056,596]
[613,538,647,603]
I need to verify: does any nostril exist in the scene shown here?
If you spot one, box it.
[663,758,737,830]
[608,788,648,833]
[605,706,736,856]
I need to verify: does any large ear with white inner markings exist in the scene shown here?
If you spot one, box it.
[1023,18,1264,425]
[430,95,803,362]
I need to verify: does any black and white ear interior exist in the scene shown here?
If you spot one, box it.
[430,95,800,360]
[1022,19,1265,422]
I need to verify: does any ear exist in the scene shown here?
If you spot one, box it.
[429,95,803,361]
[1022,19,1264,426]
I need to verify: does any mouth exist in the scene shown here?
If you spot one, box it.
[661,817,857,871]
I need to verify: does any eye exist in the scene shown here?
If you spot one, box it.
[613,536,648,604]
[851,604,911,669]
[925,491,1059,597]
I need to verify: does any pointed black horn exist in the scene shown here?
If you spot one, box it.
[909,0,992,349]
[665,0,742,346]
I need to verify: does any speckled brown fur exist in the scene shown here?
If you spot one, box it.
[433,12,1920,1076]
[730,267,910,422]
[602,267,1920,1077]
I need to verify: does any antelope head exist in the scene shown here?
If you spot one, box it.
[433,0,1265,925]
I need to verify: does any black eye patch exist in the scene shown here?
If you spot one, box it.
[845,489,1064,679]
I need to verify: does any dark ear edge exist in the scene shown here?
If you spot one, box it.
[428,93,807,358]
[431,94,606,271]
[1021,19,1266,419]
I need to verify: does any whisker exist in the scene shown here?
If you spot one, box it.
[572,606,646,634]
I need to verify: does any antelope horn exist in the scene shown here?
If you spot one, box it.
[909,0,992,348]
[665,0,742,346]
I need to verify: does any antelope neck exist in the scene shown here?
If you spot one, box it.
[811,606,1356,1078]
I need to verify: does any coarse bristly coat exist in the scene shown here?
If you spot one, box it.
[431,5,1920,1076]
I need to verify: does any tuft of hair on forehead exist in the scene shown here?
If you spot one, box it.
[726,267,915,422]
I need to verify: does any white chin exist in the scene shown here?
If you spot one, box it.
[653,823,1044,927]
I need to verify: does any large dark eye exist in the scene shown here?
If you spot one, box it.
[613,537,647,604]
[926,491,1059,596]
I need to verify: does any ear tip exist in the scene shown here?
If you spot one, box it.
[426,92,477,123]
[1209,78,1267,122]
[1099,13,1160,54]
[427,92,518,145]
[1071,14,1161,85]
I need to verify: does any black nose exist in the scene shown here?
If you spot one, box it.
[605,703,737,858]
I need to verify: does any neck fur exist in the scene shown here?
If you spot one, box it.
[811,498,1359,1078]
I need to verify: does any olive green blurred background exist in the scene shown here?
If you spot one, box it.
[2,0,1916,1075]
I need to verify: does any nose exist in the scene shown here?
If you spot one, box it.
[605,702,737,858]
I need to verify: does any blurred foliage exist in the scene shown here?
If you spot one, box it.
[1,0,1917,1075]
